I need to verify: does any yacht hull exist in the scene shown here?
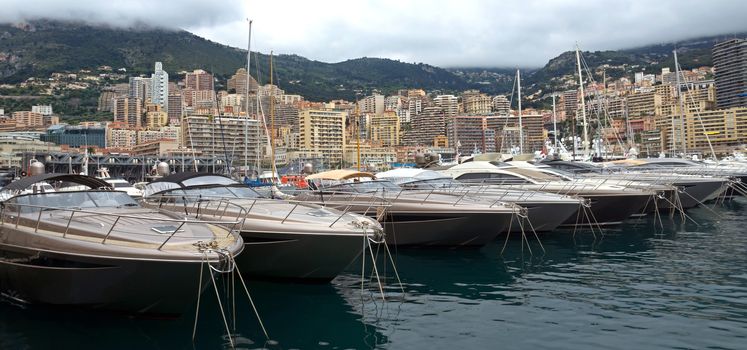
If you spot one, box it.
[381,212,512,246]
[236,231,365,282]
[516,201,581,232]
[0,243,209,315]
[561,193,650,226]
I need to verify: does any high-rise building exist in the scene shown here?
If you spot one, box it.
[150,62,169,111]
[106,123,138,149]
[463,93,492,115]
[408,97,423,117]
[369,112,400,147]
[562,90,578,120]
[188,90,217,111]
[128,77,151,104]
[447,116,496,154]
[433,95,459,117]
[185,69,214,91]
[384,95,403,112]
[258,84,284,97]
[220,94,245,115]
[492,95,510,115]
[274,103,299,130]
[227,68,259,95]
[713,39,747,108]
[298,109,347,166]
[406,106,447,146]
[145,106,168,130]
[359,94,385,115]
[167,92,184,123]
[112,97,142,129]
[182,115,262,169]
[682,107,747,154]
[487,114,544,153]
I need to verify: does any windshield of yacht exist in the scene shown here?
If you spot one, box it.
[179,185,262,199]
[507,168,569,182]
[538,168,577,179]
[326,180,402,193]
[400,178,460,189]
[182,175,239,187]
[12,191,138,213]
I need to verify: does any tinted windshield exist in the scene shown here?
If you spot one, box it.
[183,187,236,198]
[13,191,138,213]
[508,168,569,181]
[327,180,402,193]
[401,178,459,189]
[165,185,262,200]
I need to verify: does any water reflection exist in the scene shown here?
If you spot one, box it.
[1,200,746,349]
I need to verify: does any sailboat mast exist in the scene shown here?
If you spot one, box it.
[575,44,590,158]
[674,49,687,156]
[244,19,252,178]
[355,100,361,171]
[517,68,523,153]
[552,94,558,148]
[268,51,278,181]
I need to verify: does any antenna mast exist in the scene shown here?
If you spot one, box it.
[517,68,523,153]
[575,43,590,158]
[244,19,252,178]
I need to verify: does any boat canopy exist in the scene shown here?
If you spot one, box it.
[306,170,375,181]
[2,173,110,192]
[144,172,241,197]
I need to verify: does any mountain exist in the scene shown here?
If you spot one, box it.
[0,20,742,104]
[526,34,744,92]
[0,20,470,101]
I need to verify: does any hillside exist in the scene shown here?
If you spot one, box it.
[0,20,741,104]
[0,20,470,101]
[526,34,743,92]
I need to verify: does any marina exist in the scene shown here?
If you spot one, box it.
[0,198,745,349]
[0,157,746,349]
[1,2,746,349]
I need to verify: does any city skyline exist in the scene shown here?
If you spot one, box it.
[1,0,746,67]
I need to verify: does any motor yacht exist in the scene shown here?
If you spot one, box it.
[0,173,243,315]
[440,161,654,226]
[375,168,582,233]
[295,170,519,247]
[142,172,382,282]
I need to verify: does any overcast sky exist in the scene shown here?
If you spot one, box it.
[2,0,746,68]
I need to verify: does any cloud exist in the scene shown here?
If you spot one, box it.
[2,0,746,67]
[0,0,244,29]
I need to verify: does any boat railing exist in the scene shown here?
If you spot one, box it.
[145,194,251,223]
[146,192,384,229]
[290,189,394,224]
[0,202,242,251]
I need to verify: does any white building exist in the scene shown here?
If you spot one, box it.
[150,62,169,111]
[31,105,53,116]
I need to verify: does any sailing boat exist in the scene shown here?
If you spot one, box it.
[241,21,279,188]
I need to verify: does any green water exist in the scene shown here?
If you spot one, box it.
[2,199,746,349]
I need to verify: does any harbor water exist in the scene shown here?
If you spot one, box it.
[1,199,746,349]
